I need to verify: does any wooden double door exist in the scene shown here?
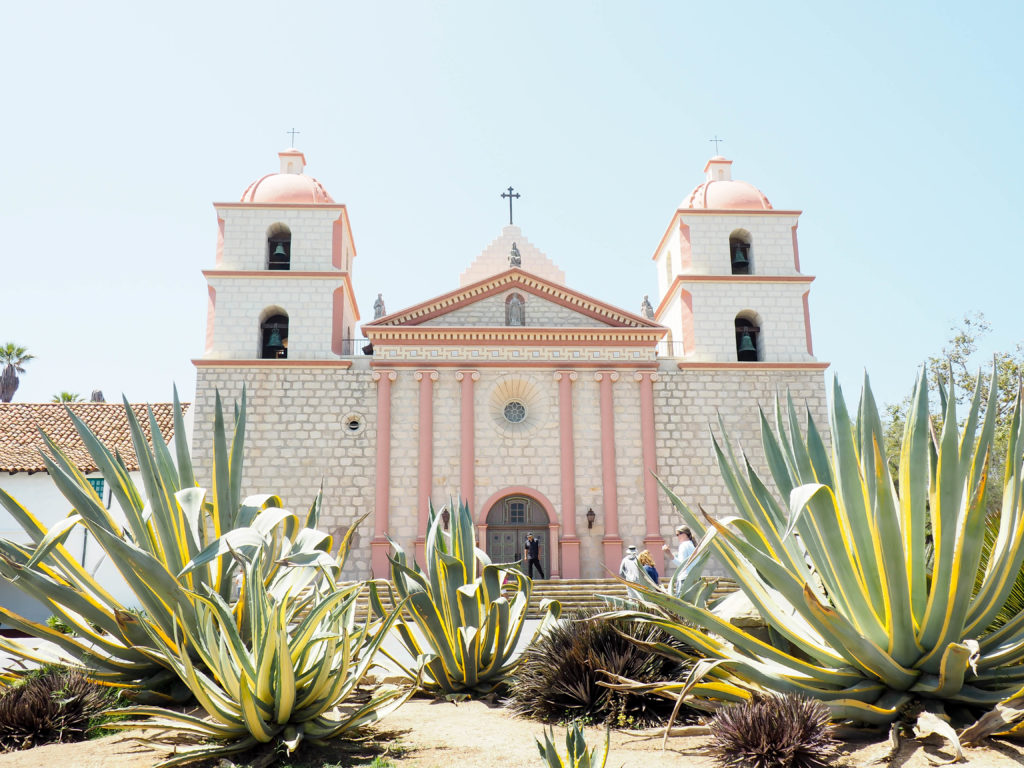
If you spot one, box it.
[485,495,550,576]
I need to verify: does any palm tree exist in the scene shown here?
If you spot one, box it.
[0,343,34,403]
[51,392,82,403]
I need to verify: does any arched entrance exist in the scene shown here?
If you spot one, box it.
[485,494,551,576]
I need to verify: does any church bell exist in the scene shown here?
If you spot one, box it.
[731,244,749,269]
[737,332,757,358]
[267,328,283,350]
[272,243,287,259]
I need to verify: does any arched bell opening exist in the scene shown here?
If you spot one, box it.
[729,230,752,275]
[267,223,292,271]
[259,309,289,360]
[735,314,761,362]
[485,495,550,575]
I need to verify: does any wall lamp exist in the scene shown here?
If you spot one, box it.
[585,507,596,529]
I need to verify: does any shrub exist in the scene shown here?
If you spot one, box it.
[508,609,694,726]
[0,665,113,752]
[707,693,837,768]
[380,500,560,697]
[0,389,340,700]
[536,721,610,768]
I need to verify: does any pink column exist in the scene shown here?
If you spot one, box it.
[371,370,397,577]
[555,370,580,578]
[636,371,665,573]
[455,370,479,513]
[414,370,438,567]
[596,371,623,569]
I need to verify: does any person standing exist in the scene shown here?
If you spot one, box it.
[618,545,643,600]
[662,525,697,593]
[523,532,545,579]
[638,549,659,584]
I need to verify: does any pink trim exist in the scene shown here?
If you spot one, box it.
[193,359,354,368]
[676,361,830,370]
[677,275,814,283]
[597,372,619,539]
[416,371,437,544]
[675,208,803,216]
[372,371,396,577]
[680,289,694,354]
[791,223,801,272]
[205,286,216,354]
[370,361,660,370]
[332,213,345,270]
[457,371,478,511]
[214,202,347,210]
[802,291,814,355]
[636,372,659,541]
[215,217,225,266]
[678,220,692,270]
[555,371,580,578]
[363,329,665,346]
[203,270,346,279]
[331,287,346,356]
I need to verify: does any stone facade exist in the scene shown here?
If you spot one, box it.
[192,151,830,580]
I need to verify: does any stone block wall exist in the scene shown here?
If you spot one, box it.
[682,213,800,276]
[216,206,349,272]
[204,276,342,359]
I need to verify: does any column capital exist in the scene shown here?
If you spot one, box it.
[594,371,620,383]
[553,370,579,382]
[371,370,398,382]
[633,371,659,383]
[415,370,440,382]
[455,370,481,382]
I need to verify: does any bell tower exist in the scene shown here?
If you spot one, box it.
[200,149,360,361]
[651,157,816,364]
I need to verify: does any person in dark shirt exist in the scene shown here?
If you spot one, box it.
[523,532,545,579]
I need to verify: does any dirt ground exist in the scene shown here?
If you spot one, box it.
[2,698,1024,768]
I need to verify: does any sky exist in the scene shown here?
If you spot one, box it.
[1,1,1021,411]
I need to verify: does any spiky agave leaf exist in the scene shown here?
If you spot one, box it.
[0,388,343,697]
[607,367,1024,745]
[535,721,611,768]
[378,499,560,695]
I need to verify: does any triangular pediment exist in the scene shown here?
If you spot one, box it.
[364,269,661,331]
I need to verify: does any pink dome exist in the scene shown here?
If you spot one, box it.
[240,172,335,204]
[682,179,772,210]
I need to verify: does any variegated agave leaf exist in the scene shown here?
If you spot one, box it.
[382,499,560,695]
[614,368,1024,745]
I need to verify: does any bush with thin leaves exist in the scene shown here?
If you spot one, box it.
[0,666,115,752]
[509,609,695,726]
[536,721,612,768]
[707,693,837,768]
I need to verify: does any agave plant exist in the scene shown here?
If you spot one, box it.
[0,388,340,698]
[106,545,410,766]
[536,722,611,768]
[606,368,1024,741]
[377,500,560,696]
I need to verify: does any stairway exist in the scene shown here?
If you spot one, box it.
[348,577,737,620]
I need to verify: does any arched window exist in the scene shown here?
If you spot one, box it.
[506,293,525,326]
[267,223,291,270]
[260,312,289,359]
[729,230,752,275]
[735,314,760,362]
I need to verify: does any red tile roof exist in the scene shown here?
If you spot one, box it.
[0,402,190,474]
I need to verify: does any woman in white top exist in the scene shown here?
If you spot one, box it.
[662,525,697,594]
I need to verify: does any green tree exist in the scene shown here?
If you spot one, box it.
[51,392,82,403]
[0,343,34,403]
[884,312,1024,479]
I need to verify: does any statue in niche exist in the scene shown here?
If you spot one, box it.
[507,294,525,326]
[641,295,654,320]
[509,242,521,268]
[373,293,386,319]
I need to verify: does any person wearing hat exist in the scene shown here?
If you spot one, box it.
[618,545,643,601]
[523,532,545,579]
[663,525,697,594]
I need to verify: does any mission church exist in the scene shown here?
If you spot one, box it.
[191,149,829,579]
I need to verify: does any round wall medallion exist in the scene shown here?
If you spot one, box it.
[342,413,366,436]
[488,375,550,437]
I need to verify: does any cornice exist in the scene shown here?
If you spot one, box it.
[675,361,829,371]
[193,359,354,368]
[363,327,666,346]
[203,270,349,279]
